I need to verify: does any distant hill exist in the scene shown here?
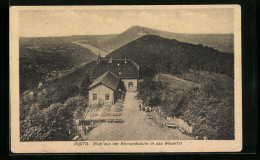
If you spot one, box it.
[91,26,234,54]
[19,34,117,47]
[106,35,234,78]
[20,26,234,55]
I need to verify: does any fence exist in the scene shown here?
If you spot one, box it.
[153,110,193,134]
[166,116,193,134]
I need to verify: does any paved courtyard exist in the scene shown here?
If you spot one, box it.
[84,92,194,140]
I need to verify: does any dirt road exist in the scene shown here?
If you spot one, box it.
[85,92,193,140]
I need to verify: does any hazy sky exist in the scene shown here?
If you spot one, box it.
[19,8,234,37]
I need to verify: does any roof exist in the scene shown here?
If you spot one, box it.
[89,71,120,91]
[91,59,139,79]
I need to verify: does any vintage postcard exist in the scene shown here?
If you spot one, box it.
[10,5,242,153]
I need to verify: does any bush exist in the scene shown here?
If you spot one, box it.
[115,81,126,101]
[149,97,161,106]
[20,95,89,141]
[79,74,92,96]
[137,77,165,105]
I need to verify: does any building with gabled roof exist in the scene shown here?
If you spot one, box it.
[88,56,139,105]
[91,57,139,79]
[88,71,120,105]
[89,71,120,91]
[90,56,139,92]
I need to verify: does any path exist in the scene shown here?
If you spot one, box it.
[155,74,200,90]
[85,92,193,140]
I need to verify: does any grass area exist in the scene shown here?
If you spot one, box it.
[175,70,233,84]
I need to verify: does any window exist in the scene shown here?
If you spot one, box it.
[105,94,109,100]
[128,82,133,88]
[93,94,97,100]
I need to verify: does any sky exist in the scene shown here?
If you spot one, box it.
[19,8,234,37]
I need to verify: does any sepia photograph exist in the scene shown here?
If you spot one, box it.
[10,5,242,153]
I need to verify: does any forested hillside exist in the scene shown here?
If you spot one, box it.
[20,42,97,93]
[137,75,234,140]
[106,35,233,78]
[115,35,235,140]
[20,62,96,141]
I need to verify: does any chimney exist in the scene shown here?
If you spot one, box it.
[125,57,127,64]
[108,57,113,63]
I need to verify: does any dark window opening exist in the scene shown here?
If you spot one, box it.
[93,93,97,100]
[105,94,109,100]
[128,82,133,88]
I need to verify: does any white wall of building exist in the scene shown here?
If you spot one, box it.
[89,84,114,105]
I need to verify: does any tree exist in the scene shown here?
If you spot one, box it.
[137,77,165,106]
[79,74,92,96]
[115,81,126,101]
[21,102,74,141]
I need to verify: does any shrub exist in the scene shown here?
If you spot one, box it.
[137,77,165,105]
[115,81,126,101]
[79,75,92,96]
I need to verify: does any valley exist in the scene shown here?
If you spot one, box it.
[19,25,234,141]
[20,26,234,58]
[19,42,97,93]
